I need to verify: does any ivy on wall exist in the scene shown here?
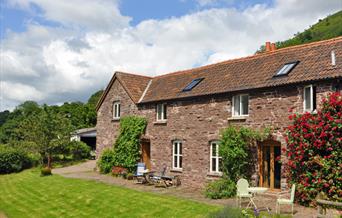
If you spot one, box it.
[205,126,270,199]
[97,116,147,173]
[220,126,270,182]
[113,116,147,172]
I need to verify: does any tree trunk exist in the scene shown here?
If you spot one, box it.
[47,154,52,168]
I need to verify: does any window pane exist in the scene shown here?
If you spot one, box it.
[179,142,182,155]
[179,156,182,168]
[174,156,178,168]
[113,104,116,117]
[241,95,249,115]
[304,87,311,110]
[157,104,162,120]
[118,103,120,117]
[174,142,178,155]
[234,96,240,116]
[212,158,216,172]
[163,104,167,120]
[212,143,216,157]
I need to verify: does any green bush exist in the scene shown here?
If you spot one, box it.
[0,145,33,174]
[285,92,342,205]
[41,167,52,176]
[205,178,236,199]
[97,148,116,174]
[68,141,91,160]
[9,141,41,166]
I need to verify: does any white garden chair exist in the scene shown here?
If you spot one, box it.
[276,184,296,215]
[236,178,253,208]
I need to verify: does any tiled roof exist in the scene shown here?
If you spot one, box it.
[96,72,151,110]
[140,37,342,103]
[97,37,342,110]
[116,72,152,103]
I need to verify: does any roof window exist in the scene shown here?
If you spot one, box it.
[182,78,204,92]
[274,61,299,77]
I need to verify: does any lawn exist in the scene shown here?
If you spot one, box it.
[0,169,220,218]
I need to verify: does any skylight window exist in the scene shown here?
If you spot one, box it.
[274,61,299,77]
[182,78,204,92]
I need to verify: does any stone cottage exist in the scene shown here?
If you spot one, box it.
[96,37,342,189]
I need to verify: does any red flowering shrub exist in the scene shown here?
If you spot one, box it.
[285,92,342,206]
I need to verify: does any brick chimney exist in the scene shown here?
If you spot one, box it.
[265,42,271,52]
[271,43,276,51]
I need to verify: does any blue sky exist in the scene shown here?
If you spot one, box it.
[0,0,340,111]
[1,0,274,36]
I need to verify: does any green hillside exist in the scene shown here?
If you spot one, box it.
[257,10,342,52]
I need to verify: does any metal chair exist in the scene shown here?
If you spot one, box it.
[236,178,253,208]
[276,184,296,215]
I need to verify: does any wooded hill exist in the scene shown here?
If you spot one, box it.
[257,10,342,52]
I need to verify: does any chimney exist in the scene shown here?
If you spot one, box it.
[271,43,276,51]
[265,42,271,52]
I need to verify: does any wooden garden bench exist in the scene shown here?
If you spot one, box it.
[316,193,342,218]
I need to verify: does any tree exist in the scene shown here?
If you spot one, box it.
[87,90,104,109]
[0,101,41,143]
[18,105,72,168]
[0,110,10,127]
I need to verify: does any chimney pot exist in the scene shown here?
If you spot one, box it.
[265,42,271,52]
[271,43,276,51]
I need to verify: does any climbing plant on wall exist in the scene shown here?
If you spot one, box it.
[112,116,147,173]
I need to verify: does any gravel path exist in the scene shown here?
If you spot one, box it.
[52,160,333,218]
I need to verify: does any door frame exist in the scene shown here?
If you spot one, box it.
[258,140,281,190]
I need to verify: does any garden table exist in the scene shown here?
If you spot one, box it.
[247,187,270,212]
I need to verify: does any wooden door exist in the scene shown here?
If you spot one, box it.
[141,141,151,170]
[258,141,281,189]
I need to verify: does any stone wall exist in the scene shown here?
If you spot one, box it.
[96,81,334,189]
[96,79,139,155]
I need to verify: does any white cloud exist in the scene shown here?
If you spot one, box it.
[1,0,341,110]
[1,81,44,102]
[6,0,131,31]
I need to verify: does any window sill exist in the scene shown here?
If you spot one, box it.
[153,120,167,125]
[228,116,248,121]
[303,110,317,114]
[207,172,223,177]
[170,169,182,173]
[112,118,120,122]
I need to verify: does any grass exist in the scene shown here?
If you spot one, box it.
[0,169,220,218]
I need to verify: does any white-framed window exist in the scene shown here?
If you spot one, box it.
[232,94,249,117]
[156,103,167,121]
[172,141,182,170]
[303,85,316,112]
[113,101,120,119]
[210,141,221,173]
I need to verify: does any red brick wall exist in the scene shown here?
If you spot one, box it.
[96,81,334,189]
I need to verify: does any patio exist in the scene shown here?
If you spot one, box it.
[51,160,342,218]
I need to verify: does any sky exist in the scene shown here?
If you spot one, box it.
[0,0,341,111]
